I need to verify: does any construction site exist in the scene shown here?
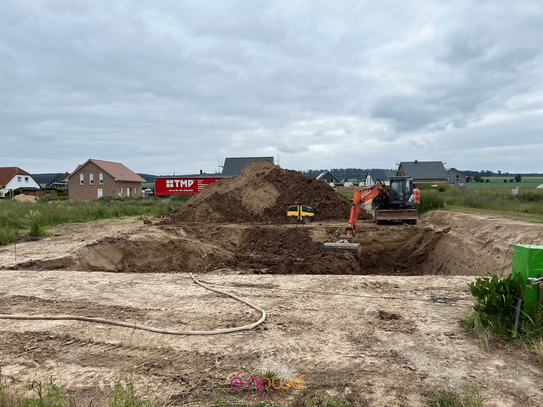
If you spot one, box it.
[1,161,543,406]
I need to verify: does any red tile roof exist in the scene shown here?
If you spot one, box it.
[68,160,145,182]
[0,167,32,187]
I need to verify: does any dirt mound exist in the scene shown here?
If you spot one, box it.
[163,161,352,224]
[237,227,322,256]
[13,194,37,203]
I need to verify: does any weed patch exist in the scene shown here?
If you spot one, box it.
[109,375,154,407]
[427,381,484,407]
[419,190,445,215]
[460,273,543,344]
[0,196,189,245]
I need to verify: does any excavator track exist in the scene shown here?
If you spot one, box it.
[375,209,418,225]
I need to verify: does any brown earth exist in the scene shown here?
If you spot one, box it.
[162,161,352,224]
[1,211,543,405]
[2,211,540,277]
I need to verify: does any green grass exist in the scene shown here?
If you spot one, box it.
[109,376,154,407]
[0,196,189,245]
[426,185,543,222]
[427,381,484,407]
[1,374,156,407]
[338,191,355,199]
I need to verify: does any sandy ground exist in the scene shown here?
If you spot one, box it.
[1,211,543,406]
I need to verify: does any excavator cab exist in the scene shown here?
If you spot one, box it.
[373,177,420,224]
[389,177,416,207]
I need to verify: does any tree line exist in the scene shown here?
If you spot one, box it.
[463,170,543,177]
[470,174,523,183]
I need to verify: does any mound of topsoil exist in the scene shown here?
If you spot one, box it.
[13,194,37,203]
[163,161,352,223]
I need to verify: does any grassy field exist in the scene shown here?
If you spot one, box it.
[339,185,543,223]
[467,176,543,189]
[0,196,189,245]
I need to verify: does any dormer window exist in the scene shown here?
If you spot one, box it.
[17,177,22,182]
[25,177,29,183]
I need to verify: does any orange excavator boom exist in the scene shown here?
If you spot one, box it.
[346,185,383,237]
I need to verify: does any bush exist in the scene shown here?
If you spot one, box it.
[27,209,48,237]
[460,273,543,344]
[419,190,445,215]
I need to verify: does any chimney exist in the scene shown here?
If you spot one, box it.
[200,169,203,174]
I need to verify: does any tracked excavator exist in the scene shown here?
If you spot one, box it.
[324,176,420,257]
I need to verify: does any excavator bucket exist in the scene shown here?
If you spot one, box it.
[324,242,361,258]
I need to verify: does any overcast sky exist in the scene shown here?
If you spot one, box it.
[2,0,542,175]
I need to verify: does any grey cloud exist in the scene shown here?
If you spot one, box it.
[1,0,543,173]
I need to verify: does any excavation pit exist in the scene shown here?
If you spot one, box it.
[10,220,501,276]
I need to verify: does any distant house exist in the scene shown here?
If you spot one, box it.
[0,167,42,198]
[317,171,341,184]
[397,161,449,186]
[365,170,391,187]
[46,172,70,189]
[448,168,467,189]
[384,170,397,179]
[222,157,275,176]
[67,159,146,200]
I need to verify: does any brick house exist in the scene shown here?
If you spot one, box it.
[67,159,146,200]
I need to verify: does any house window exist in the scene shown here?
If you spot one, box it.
[17,177,21,182]
[99,173,103,185]
[89,173,94,185]
[134,187,137,194]
[25,177,29,183]
[121,187,123,194]
[456,175,460,181]
[80,173,84,185]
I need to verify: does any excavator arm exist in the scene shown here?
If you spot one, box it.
[345,185,383,238]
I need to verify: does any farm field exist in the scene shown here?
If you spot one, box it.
[1,162,543,406]
[467,176,543,189]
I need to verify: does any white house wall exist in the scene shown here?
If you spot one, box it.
[2,176,41,194]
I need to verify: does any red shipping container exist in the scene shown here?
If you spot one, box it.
[154,177,222,196]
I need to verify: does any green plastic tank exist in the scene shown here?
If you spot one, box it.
[511,245,543,313]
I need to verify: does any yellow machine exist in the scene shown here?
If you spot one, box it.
[287,205,314,223]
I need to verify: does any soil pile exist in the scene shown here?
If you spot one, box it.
[163,161,352,223]
[13,194,37,203]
